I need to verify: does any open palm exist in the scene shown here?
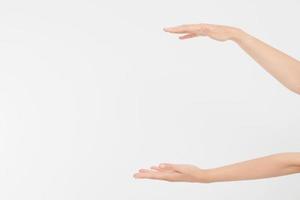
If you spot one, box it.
[133,163,209,183]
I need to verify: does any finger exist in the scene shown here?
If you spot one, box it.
[134,172,156,179]
[134,171,179,181]
[159,163,186,173]
[179,33,197,40]
[138,168,153,173]
[151,165,175,172]
[163,25,190,33]
[159,163,175,170]
[133,171,165,180]
[134,169,159,179]
[150,166,160,171]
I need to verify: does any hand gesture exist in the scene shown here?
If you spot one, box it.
[164,23,242,41]
[133,163,210,183]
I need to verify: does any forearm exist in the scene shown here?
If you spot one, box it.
[232,29,300,94]
[204,153,300,183]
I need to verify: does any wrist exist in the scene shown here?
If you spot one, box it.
[195,168,215,183]
[230,28,251,44]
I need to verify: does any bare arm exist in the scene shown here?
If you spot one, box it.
[163,24,300,94]
[133,152,300,183]
[133,24,300,183]
[206,152,300,182]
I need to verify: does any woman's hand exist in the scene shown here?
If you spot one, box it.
[164,23,300,94]
[163,23,243,42]
[133,163,210,183]
[133,153,300,183]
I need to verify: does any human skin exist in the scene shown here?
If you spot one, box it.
[133,24,300,183]
[165,24,300,94]
[133,152,300,183]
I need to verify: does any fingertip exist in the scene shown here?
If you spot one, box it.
[134,172,146,179]
[139,168,146,172]
[133,173,139,178]
[163,27,173,32]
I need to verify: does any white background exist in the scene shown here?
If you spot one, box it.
[0,0,299,199]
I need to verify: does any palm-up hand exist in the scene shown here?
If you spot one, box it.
[163,23,242,41]
[133,163,209,183]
